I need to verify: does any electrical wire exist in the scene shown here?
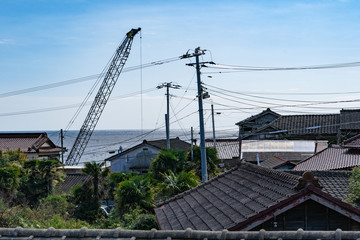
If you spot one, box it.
[204,61,360,71]
[169,100,190,142]
[204,84,348,103]
[0,56,185,99]
[0,88,157,117]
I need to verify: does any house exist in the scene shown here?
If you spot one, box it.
[205,138,327,168]
[235,108,280,138]
[237,109,360,143]
[106,137,191,173]
[294,134,360,171]
[0,132,64,160]
[155,162,360,231]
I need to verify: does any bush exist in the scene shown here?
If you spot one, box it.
[71,185,102,223]
[116,175,154,215]
[0,199,23,227]
[130,214,158,230]
[348,166,360,206]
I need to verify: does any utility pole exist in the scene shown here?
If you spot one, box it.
[60,129,64,164]
[157,82,181,150]
[185,47,208,182]
[191,127,194,161]
[195,47,208,182]
[238,126,243,160]
[211,104,216,149]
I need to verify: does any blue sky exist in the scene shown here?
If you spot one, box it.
[1,0,360,135]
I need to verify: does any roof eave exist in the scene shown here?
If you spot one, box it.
[228,185,360,231]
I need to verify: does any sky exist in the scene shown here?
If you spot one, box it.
[1,0,360,138]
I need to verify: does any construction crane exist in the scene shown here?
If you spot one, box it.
[65,28,141,166]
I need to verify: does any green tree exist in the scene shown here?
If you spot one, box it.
[71,184,101,223]
[115,175,154,215]
[157,170,200,201]
[0,149,27,167]
[0,149,27,204]
[0,167,20,203]
[108,172,134,200]
[82,161,109,203]
[18,159,63,207]
[348,166,360,206]
[189,146,220,179]
[150,149,191,181]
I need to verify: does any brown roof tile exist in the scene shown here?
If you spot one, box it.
[0,132,62,153]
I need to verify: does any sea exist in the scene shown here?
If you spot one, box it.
[47,129,193,165]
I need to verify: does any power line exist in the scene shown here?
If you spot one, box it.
[0,88,157,117]
[204,61,360,71]
[0,56,185,99]
[204,84,349,103]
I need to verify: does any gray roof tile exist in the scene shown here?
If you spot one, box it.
[269,114,340,135]
[343,134,360,148]
[288,170,351,200]
[2,227,360,240]
[293,147,360,171]
[155,163,299,231]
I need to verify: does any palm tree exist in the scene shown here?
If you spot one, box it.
[82,161,109,203]
[157,170,199,201]
[116,175,154,215]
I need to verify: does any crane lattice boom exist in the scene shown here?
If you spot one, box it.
[66,28,141,166]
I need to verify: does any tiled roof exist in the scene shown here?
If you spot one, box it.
[268,114,340,135]
[340,109,360,130]
[0,132,62,153]
[343,134,360,148]
[205,139,239,160]
[55,174,92,194]
[155,163,299,231]
[235,108,280,126]
[259,156,296,169]
[243,152,313,163]
[242,109,360,138]
[147,137,190,151]
[2,227,360,240]
[155,162,360,231]
[287,170,351,200]
[293,147,360,171]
